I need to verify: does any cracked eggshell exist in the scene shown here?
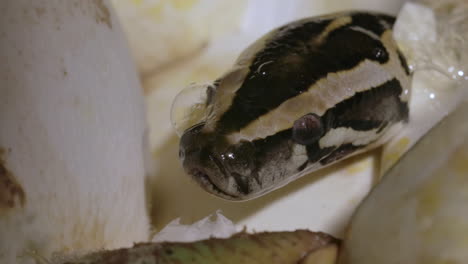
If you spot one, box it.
[0,1,150,263]
[381,1,467,174]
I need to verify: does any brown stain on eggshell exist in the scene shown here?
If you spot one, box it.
[0,148,26,213]
[57,0,113,29]
[93,0,112,29]
[34,7,46,17]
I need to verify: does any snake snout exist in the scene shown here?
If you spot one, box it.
[179,123,263,200]
[179,124,238,199]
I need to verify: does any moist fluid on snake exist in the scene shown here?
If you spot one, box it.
[175,11,412,201]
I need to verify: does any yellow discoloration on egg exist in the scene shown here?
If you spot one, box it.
[422,257,459,264]
[187,65,224,84]
[381,136,410,172]
[129,0,199,14]
[130,0,143,5]
[412,141,468,250]
[451,147,468,175]
[416,175,442,222]
[346,157,372,174]
[147,3,164,20]
[171,0,198,11]
[301,244,338,264]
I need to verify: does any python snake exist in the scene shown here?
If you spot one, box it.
[177,11,412,201]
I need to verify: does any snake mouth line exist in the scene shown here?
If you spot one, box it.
[189,168,239,200]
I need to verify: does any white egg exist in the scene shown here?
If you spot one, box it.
[0,1,150,263]
[341,100,468,264]
[110,0,248,75]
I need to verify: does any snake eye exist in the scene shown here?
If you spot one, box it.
[372,47,388,61]
[171,83,215,137]
[292,113,324,145]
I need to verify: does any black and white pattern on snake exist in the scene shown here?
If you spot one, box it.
[178,11,412,200]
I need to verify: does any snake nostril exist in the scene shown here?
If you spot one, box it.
[180,125,206,161]
[223,141,256,174]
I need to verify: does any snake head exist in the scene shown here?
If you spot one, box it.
[175,11,411,201]
[179,123,265,200]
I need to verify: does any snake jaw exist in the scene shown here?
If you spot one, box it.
[180,124,260,201]
[188,168,241,200]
